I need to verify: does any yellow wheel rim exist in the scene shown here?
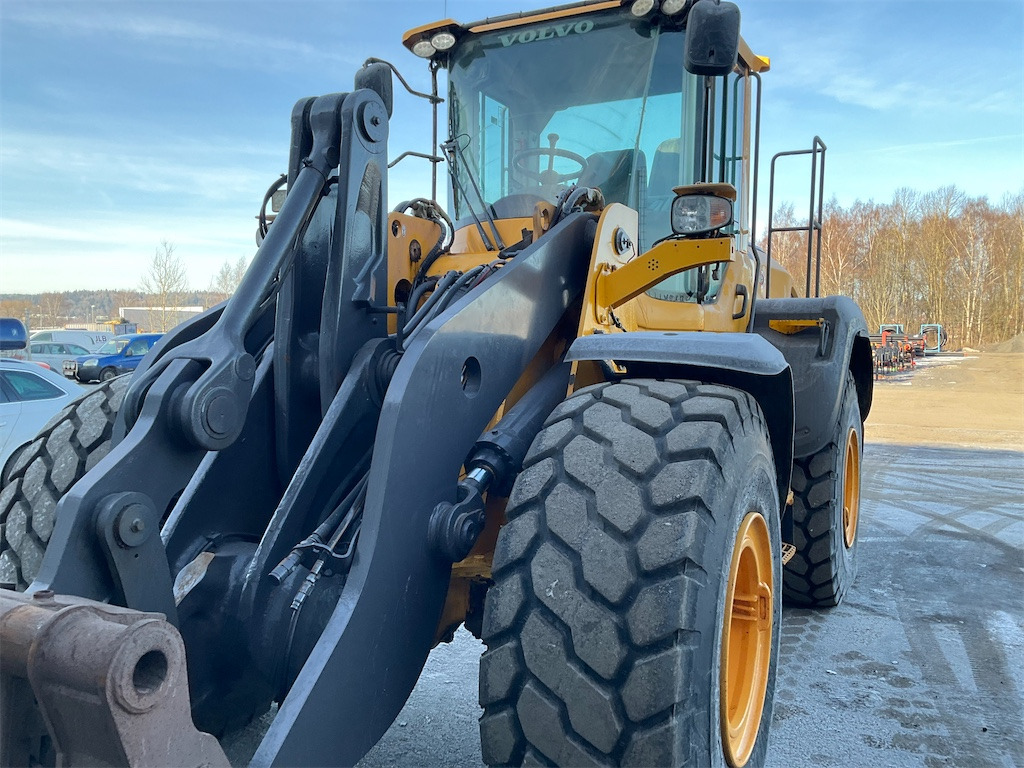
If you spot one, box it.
[721,512,773,768]
[842,428,861,548]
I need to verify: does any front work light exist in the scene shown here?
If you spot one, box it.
[412,38,436,57]
[670,192,734,236]
[630,0,657,17]
[431,31,457,51]
[661,0,687,14]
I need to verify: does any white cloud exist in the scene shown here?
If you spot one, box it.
[1,129,280,205]
[749,7,1021,118]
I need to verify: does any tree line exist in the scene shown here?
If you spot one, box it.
[766,186,1024,349]
[4,187,1022,346]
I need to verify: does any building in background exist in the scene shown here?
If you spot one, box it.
[119,306,204,333]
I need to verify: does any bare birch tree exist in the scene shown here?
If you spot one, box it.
[139,240,189,332]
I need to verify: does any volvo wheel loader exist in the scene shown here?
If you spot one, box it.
[0,1,873,766]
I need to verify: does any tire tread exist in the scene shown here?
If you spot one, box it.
[782,374,861,607]
[0,376,129,589]
[481,379,776,766]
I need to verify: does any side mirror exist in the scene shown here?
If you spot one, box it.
[684,0,741,76]
[0,317,28,351]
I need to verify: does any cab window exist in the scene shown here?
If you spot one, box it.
[125,338,151,356]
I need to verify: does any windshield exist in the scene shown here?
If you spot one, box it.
[96,339,129,355]
[447,11,702,249]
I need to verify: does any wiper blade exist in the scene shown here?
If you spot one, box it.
[442,137,506,251]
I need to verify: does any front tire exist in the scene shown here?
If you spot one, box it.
[479,380,781,767]
[782,373,862,607]
[0,375,130,589]
[99,366,118,382]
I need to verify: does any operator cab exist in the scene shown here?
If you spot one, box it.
[405,0,766,305]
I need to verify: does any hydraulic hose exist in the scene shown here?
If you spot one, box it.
[402,270,460,339]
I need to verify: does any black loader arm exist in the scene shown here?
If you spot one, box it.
[253,213,596,766]
[1,85,387,765]
[29,91,365,610]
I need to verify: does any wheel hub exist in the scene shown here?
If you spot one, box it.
[843,428,860,548]
[721,512,773,767]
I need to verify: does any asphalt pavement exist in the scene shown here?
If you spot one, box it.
[224,441,1024,767]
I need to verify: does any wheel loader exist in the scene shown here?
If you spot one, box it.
[0,1,873,766]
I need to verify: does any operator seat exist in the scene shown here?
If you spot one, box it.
[578,149,646,208]
[643,138,685,247]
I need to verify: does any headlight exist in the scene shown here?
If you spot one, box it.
[430,31,456,51]
[630,0,657,16]
[411,39,435,58]
[670,194,733,236]
[83,358,98,366]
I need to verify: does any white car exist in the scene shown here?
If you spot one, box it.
[25,341,93,372]
[0,359,80,481]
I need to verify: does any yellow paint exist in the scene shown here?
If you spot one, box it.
[765,259,797,298]
[738,37,770,73]
[631,250,754,335]
[843,428,860,548]
[574,204,639,337]
[469,2,621,33]
[450,218,533,254]
[387,212,443,332]
[768,318,823,335]
[721,511,774,767]
[597,237,733,311]
[402,18,459,50]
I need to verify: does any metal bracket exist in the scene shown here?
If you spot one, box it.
[95,493,178,624]
[0,589,227,768]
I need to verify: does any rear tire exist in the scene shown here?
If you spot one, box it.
[0,375,130,589]
[782,373,862,607]
[479,379,781,767]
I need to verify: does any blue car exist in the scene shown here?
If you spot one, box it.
[65,333,162,383]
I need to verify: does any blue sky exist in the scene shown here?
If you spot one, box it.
[1,0,1021,293]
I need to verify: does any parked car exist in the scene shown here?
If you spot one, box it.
[65,333,162,383]
[21,341,93,371]
[0,359,79,481]
[6,329,111,367]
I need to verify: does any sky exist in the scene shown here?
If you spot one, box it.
[1,0,1021,294]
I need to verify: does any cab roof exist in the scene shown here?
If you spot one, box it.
[402,0,769,72]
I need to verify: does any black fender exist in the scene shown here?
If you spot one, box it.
[752,296,872,459]
[565,331,794,511]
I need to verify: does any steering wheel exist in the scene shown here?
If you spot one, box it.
[512,133,587,188]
